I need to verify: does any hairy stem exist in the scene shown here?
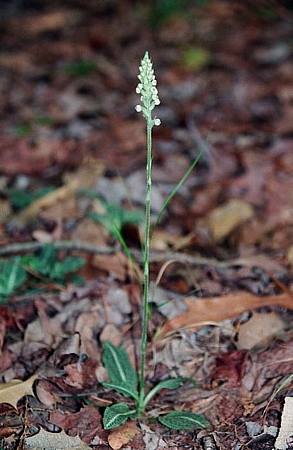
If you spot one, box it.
[138,121,152,415]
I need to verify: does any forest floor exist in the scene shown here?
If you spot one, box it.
[0,1,293,449]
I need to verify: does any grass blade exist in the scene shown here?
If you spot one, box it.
[154,148,204,230]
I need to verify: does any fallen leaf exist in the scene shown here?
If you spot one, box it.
[99,324,122,347]
[92,251,139,282]
[140,423,168,449]
[108,421,138,450]
[49,406,104,444]
[235,311,286,350]
[228,164,271,206]
[157,292,293,339]
[206,199,254,242]
[35,380,62,407]
[24,428,91,450]
[210,350,248,388]
[0,374,38,408]
[11,157,104,225]
[23,11,69,34]
[150,230,193,251]
[288,246,293,266]
[1,136,82,177]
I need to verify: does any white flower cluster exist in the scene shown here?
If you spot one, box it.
[135,52,161,127]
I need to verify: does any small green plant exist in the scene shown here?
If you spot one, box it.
[101,52,209,431]
[11,116,55,136]
[148,0,211,28]
[0,257,27,300]
[11,124,31,136]
[149,0,189,28]
[62,60,97,77]
[81,192,144,240]
[0,244,85,303]
[7,186,55,211]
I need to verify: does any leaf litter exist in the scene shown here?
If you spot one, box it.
[0,1,293,449]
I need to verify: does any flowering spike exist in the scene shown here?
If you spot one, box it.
[135,51,161,127]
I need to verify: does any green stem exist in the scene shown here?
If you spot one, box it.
[138,121,152,416]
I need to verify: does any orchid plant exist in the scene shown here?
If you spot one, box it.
[101,52,209,431]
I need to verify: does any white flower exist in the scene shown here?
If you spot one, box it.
[135,51,161,127]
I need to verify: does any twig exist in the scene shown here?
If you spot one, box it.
[0,241,284,274]
[0,241,116,256]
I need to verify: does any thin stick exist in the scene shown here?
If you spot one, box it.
[0,241,115,256]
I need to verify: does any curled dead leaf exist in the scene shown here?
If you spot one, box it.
[108,421,138,450]
[156,292,293,340]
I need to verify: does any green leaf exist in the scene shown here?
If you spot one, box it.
[62,60,97,77]
[69,274,85,286]
[24,244,56,276]
[144,377,187,407]
[102,342,138,392]
[158,411,210,430]
[88,202,143,238]
[154,148,204,229]
[180,46,211,71]
[34,115,55,126]
[87,212,115,235]
[11,124,31,136]
[149,0,189,28]
[102,382,139,401]
[22,244,85,284]
[49,256,85,281]
[7,186,54,210]
[0,257,27,296]
[103,403,136,430]
[256,7,278,20]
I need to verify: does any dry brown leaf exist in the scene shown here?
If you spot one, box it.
[150,230,194,251]
[288,246,293,266]
[0,52,36,74]
[140,423,168,449]
[24,428,91,450]
[0,374,38,408]
[157,292,293,339]
[206,199,254,242]
[23,11,69,34]
[1,136,82,176]
[35,380,62,407]
[99,324,122,347]
[92,251,140,281]
[13,158,104,225]
[49,406,103,443]
[74,312,102,359]
[235,311,286,350]
[108,421,138,450]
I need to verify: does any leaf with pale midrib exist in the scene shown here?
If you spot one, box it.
[159,411,210,430]
[102,342,138,392]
